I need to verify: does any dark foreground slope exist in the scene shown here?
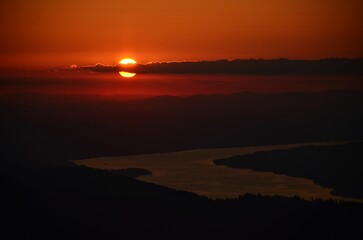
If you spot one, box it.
[215,142,363,198]
[1,90,362,166]
[1,164,362,240]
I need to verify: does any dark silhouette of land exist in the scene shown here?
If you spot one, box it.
[1,90,362,167]
[108,168,152,178]
[80,58,363,75]
[215,142,363,198]
[1,163,362,240]
[1,89,363,239]
[0,91,363,239]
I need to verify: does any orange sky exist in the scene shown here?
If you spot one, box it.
[0,0,362,67]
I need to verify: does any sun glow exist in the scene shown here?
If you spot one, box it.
[119,58,137,65]
[119,71,136,78]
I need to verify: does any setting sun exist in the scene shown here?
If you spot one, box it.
[119,58,137,65]
[119,71,136,78]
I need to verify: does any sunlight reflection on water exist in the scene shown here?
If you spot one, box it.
[74,141,361,202]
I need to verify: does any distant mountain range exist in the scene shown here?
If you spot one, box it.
[1,90,362,166]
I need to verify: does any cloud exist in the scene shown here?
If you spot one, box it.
[76,63,120,72]
[70,59,363,75]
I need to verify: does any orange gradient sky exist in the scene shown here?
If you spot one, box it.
[0,0,362,67]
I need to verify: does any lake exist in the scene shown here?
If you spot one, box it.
[74,141,359,202]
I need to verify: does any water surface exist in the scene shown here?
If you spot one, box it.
[74,142,358,201]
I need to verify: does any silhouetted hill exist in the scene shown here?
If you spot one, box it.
[215,142,363,198]
[1,90,362,166]
[1,164,362,239]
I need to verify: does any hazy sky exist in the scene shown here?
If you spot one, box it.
[0,0,362,67]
